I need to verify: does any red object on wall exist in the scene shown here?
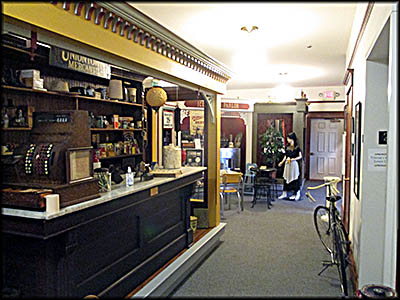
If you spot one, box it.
[282,119,286,147]
[181,149,187,163]
[221,102,250,110]
[184,100,204,108]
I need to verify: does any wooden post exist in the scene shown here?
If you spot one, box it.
[205,93,221,227]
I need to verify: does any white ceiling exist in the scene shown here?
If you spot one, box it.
[130,2,357,90]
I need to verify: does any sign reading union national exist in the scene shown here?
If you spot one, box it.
[49,46,111,79]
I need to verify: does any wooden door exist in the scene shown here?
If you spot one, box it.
[309,119,344,180]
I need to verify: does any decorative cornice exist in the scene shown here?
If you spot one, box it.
[50,1,232,84]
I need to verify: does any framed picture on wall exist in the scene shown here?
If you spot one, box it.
[163,110,174,129]
[353,102,362,199]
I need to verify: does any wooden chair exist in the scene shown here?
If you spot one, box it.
[219,172,243,217]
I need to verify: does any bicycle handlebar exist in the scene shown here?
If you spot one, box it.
[305,191,316,203]
[306,178,342,203]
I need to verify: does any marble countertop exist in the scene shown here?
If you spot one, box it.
[2,166,206,220]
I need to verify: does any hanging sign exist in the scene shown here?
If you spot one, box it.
[221,102,249,110]
[189,110,204,136]
[184,100,204,108]
[49,46,111,79]
[184,100,249,110]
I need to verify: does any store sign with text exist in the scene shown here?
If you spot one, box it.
[184,100,249,110]
[221,102,249,110]
[49,46,111,79]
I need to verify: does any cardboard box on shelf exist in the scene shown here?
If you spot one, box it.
[20,69,41,80]
[23,78,44,89]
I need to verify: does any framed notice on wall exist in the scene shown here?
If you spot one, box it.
[353,102,362,199]
[163,110,174,129]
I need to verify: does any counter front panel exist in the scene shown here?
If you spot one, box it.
[2,167,205,298]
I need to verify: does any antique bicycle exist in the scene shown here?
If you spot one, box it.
[306,178,351,297]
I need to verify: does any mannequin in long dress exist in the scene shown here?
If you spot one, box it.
[277,132,302,200]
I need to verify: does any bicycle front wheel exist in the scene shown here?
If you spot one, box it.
[334,225,349,296]
[314,206,333,253]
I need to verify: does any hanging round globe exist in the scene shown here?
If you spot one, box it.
[146,87,168,111]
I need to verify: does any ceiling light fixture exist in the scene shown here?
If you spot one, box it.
[241,26,259,33]
[306,45,312,49]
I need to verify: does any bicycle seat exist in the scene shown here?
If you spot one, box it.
[326,195,341,202]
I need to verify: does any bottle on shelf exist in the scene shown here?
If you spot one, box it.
[126,166,134,187]
[6,99,16,122]
[3,112,9,128]
[93,151,101,170]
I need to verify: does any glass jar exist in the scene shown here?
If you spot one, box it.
[94,168,111,192]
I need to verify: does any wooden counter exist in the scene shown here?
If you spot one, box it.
[1,167,206,298]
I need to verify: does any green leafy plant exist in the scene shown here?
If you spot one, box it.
[259,126,285,167]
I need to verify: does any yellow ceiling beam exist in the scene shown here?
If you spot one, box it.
[2,2,226,94]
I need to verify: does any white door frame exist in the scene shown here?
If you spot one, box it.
[305,112,345,180]
[309,118,344,180]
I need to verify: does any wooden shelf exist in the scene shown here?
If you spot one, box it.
[2,44,46,59]
[99,154,142,160]
[90,128,143,132]
[2,85,143,107]
[1,127,32,131]
[78,96,143,107]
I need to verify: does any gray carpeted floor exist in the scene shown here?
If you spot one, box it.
[171,180,354,297]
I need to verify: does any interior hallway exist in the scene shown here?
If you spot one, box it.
[171,181,355,297]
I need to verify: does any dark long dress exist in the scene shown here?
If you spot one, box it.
[283,146,302,192]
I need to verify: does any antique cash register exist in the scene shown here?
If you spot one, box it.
[1,110,100,210]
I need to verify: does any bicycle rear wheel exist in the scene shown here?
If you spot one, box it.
[313,206,333,253]
[334,225,349,296]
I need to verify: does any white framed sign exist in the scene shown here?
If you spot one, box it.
[163,110,174,129]
[367,148,387,171]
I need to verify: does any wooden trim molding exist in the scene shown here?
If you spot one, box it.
[307,100,346,104]
[343,2,374,85]
[49,1,232,84]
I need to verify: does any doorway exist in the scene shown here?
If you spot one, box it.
[309,118,344,180]
[305,112,344,180]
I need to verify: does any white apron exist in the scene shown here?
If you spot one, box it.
[283,160,300,184]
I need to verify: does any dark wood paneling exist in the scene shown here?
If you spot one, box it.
[2,172,201,297]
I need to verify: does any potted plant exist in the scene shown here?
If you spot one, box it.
[259,126,285,169]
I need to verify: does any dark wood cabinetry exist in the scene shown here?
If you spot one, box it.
[1,39,148,171]
[2,169,202,297]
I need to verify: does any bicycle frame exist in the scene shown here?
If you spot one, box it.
[306,179,350,296]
